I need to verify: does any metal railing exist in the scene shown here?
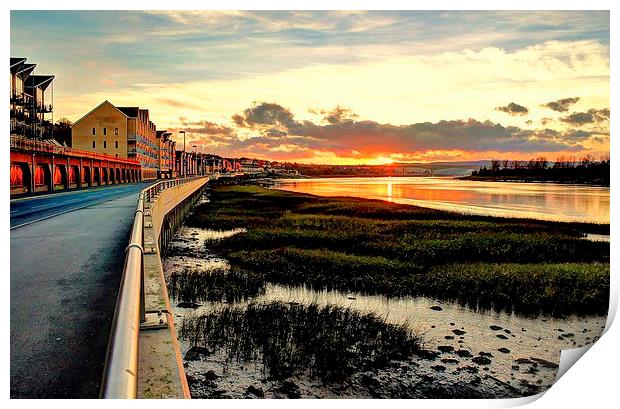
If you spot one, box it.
[10,135,140,165]
[101,176,208,399]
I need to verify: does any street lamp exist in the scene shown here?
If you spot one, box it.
[179,130,186,152]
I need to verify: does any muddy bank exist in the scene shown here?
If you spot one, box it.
[163,225,605,398]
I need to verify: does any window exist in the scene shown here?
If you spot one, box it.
[103,127,107,136]
[92,141,96,148]
[92,128,96,135]
[104,141,107,148]
[115,128,118,135]
[115,141,119,149]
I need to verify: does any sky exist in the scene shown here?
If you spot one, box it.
[10,10,610,164]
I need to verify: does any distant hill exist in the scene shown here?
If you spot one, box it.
[288,160,493,177]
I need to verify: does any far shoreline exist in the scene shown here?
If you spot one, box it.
[260,173,611,187]
[459,174,610,187]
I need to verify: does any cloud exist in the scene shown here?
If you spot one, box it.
[176,119,234,136]
[225,101,589,156]
[540,117,553,126]
[495,102,529,116]
[559,108,609,126]
[310,106,359,124]
[232,102,297,132]
[541,97,580,112]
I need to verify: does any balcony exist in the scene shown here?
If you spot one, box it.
[10,109,27,121]
[10,92,33,106]
[37,103,53,113]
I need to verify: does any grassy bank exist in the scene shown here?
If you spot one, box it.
[187,184,610,315]
[180,301,422,382]
[167,267,266,304]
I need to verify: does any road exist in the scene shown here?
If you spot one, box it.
[10,183,153,229]
[10,182,151,398]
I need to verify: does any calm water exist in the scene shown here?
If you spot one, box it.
[270,177,609,224]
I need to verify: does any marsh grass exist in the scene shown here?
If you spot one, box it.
[425,263,610,315]
[167,267,266,304]
[180,301,422,382]
[187,184,610,315]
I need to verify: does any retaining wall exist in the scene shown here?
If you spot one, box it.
[137,176,210,398]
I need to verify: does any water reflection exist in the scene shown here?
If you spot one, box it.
[271,177,609,223]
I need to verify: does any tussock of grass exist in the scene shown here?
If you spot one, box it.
[227,248,419,295]
[424,263,610,315]
[167,267,266,304]
[180,301,422,382]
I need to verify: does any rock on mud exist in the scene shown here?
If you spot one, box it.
[177,302,201,309]
[274,381,301,399]
[472,356,492,366]
[184,346,211,361]
[245,385,265,398]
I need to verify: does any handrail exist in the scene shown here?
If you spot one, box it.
[101,192,145,398]
[10,135,140,164]
[101,176,208,399]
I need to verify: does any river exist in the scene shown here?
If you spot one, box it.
[269,177,609,224]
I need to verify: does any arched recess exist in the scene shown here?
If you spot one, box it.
[69,165,80,189]
[34,164,52,193]
[83,166,92,187]
[94,167,101,186]
[10,162,31,195]
[53,164,67,191]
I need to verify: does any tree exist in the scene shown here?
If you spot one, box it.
[580,153,596,167]
[534,156,548,169]
[53,117,73,147]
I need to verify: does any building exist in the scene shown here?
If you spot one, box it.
[239,157,266,174]
[71,100,160,180]
[10,57,55,140]
[156,130,175,179]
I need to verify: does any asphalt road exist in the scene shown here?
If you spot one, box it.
[10,182,151,398]
[10,183,152,229]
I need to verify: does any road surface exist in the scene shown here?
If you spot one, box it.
[10,182,151,398]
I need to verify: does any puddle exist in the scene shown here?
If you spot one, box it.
[585,234,610,242]
[163,225,606,398]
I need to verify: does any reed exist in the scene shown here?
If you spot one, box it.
[167,267,266,304]
[180,301,422,382]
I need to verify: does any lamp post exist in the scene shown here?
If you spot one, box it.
[179,131,186,177]
[192,145,198,175]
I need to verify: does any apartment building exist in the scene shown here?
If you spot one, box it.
[156,130,176,179]
[71,100,160,180]
[10,57,55,140]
